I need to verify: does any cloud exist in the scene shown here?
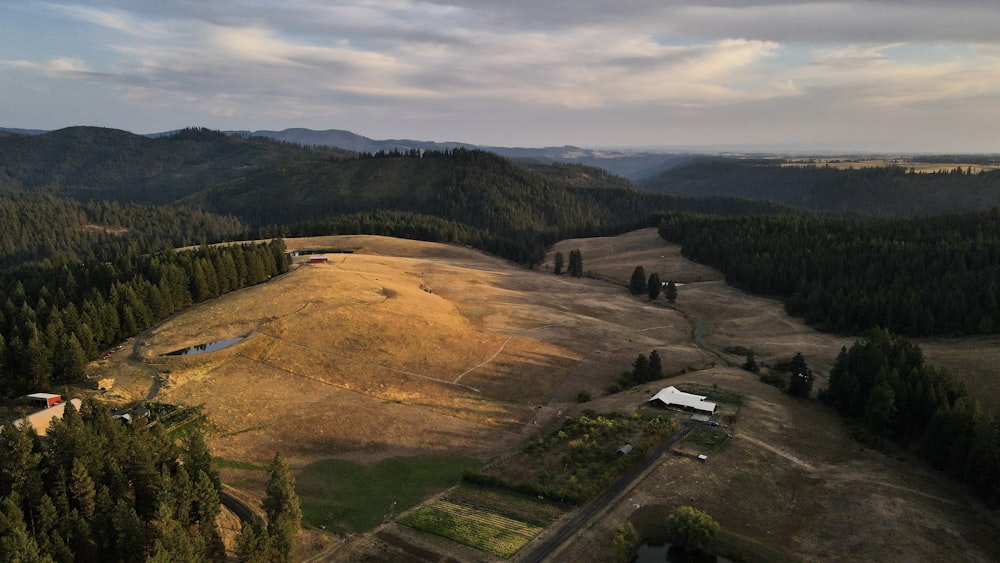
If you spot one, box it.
[6,57,92,75]
[3,1,998,149]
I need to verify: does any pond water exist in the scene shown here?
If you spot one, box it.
[163,335,248,356]
[635,542,734,563]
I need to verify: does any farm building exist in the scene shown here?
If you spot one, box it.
[27,393,62,408]
[14,398,83,437]
[308,255,329,264]
[649,386,717,414]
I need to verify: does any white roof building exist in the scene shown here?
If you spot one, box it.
[649,386,717,414]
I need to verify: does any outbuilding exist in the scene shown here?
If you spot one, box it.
[649,386,717,415]
[308,255,329,264]
[27,393,62,408]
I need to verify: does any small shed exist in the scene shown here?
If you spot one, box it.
[617,444,633,456]
[308,255,329,264]
[27,393,62,408]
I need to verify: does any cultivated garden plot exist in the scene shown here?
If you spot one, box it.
[401,499,546,559]
[479,410,679,504]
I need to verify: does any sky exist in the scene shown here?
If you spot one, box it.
[2,1,999,152]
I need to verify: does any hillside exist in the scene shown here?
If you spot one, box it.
[0,127,788,265]
[0,126,350,203]
[640,157,1000,216]
[236,127,691,180]
[91,231,1000,562]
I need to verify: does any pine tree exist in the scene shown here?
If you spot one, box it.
[632,353,650,384]
[0,420,42,500]
[629,266,647,295]
[648,350,663,381]
[183,432,221,494]
[236,521,274,563]
[69,458,96,520]
[787,352,814,398]
[568,249,583,277]
[665,281,678,303]
[0,494,47,562]
[263,452,301,563]
[648,273,662,300]
[553,252,564,275]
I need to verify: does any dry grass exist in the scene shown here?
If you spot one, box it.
[91,230,1000,562]
[780,158,1000,174]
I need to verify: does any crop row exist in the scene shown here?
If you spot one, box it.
[401,500,544,558]
[433,499,545,536]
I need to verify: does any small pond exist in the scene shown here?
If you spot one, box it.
[635,542,734,563]
[162,335,248,356]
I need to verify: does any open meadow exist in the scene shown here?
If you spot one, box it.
[92,229,1000,561]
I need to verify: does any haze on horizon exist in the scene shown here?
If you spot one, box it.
[2,1,999,153]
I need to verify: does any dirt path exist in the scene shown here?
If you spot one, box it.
[453,336,513,384]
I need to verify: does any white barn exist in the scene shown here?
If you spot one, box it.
[649,386,716,414]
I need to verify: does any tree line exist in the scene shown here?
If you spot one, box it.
[658,209,1000,336]
[640,157,1000,217]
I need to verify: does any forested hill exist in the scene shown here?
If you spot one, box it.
[640,157,1000,216]
[0,126,351,203]
[0,127,789,263]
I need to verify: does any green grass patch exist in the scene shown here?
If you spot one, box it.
[683,430,730,449]
[676,384,743,406]
[401,500,544,558]
[214,457,267,471]
[296,455,480,534]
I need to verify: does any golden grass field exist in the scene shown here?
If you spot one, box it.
[780,157,1000,173]
[93,229,1000,561]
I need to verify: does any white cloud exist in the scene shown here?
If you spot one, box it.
[2,1,998,149]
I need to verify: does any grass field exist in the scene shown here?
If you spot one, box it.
[295,455,481,533]
[90,230,1000,562]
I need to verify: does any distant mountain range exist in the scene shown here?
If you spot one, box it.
[227,128,695,180]
[0,126,690,180]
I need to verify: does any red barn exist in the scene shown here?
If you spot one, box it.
[27,393,62,408]
[309,255,329,263]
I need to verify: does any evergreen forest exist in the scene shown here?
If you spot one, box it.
[657,210,1000,336]
[0,397,226,561]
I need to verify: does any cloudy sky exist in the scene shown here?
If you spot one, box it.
[2,1,999,152]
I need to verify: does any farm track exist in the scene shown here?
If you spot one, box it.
[454,336,513,384]
[220,486,264,528]
[517,423,694,563]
